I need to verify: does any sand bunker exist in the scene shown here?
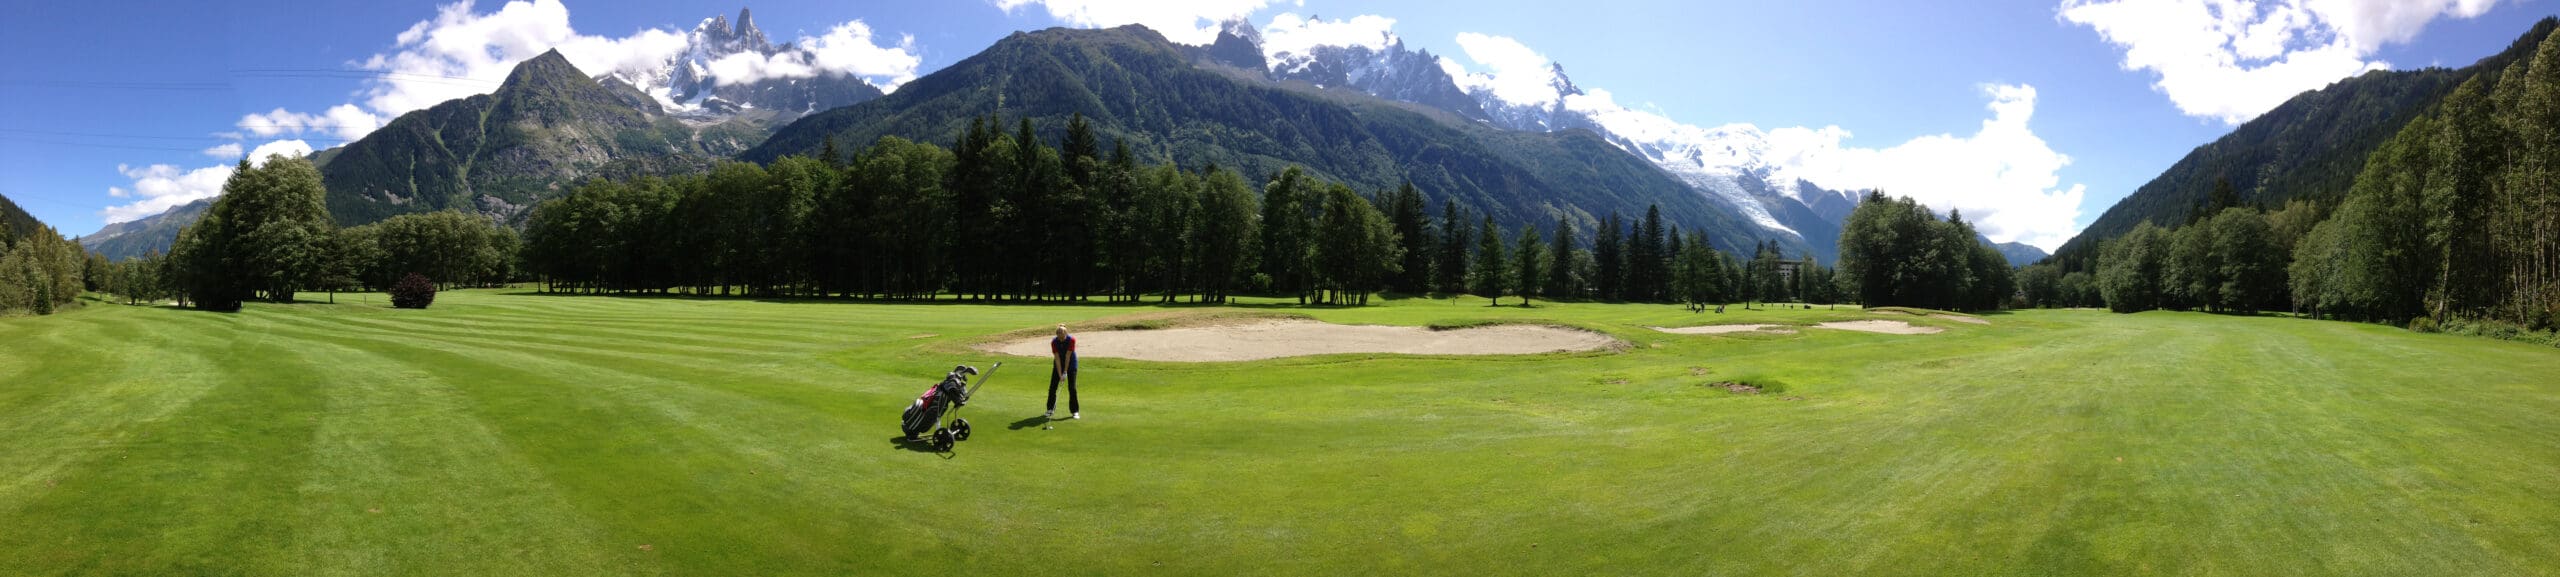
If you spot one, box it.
[1652,324,1786,335]
[1814,320,1944,335]
[982,320,1618,362]
[1931,314,1991,325]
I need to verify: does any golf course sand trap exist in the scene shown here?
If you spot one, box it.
[1815,320,1944,335]
[1652,324,1786,335]
[983,320,1619,362]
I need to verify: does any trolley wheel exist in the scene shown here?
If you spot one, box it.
[952,419,972,441]
[932,428,955,451]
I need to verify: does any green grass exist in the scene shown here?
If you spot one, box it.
[3,290,2557,575]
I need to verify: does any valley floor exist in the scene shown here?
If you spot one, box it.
[2,290,2555,575]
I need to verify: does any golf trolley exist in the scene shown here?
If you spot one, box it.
[901,362,1001,451]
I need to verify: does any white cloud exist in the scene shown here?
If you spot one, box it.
[246,139,316,164]
[250,0,914,143]
[236,104,381,142]
[98,142,310,224]
[2061,0,2509,124]
[237,108,328,138]
[704,21,921,90]
[1449,33,1565,107]
[1760,85,2088,251]
[993,0,1273,45]
[1261,13,1399,65]
[321,104,382,141]
[105,1,924,227]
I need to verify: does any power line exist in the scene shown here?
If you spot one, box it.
[0,128,355,143]
[0,135,347,154]
[229,68,502,87]
[0,80,230,91]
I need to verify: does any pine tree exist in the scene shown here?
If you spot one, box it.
[1630,205,1668,301]
[1437,201,1472,294]
[1387,182,1433,294]
[1261,167,1315,303]
[1514,225,1543,306]
[1472,216,1507,305]
[1594,213,1623,300]
[1547,216,1576,299]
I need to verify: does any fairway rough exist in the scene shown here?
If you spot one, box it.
[982,319,1619,361]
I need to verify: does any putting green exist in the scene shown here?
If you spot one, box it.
[2,290,2555,575]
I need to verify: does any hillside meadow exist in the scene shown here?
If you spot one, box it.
[1,290,2556,575]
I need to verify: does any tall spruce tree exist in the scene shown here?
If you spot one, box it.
[1594,213,1623,300]
[1514,225,1543,305]
[1387,182,1434,294]
[1547,216,1576,299]
[1437,201,1472,294]
[1472,216,1507,305]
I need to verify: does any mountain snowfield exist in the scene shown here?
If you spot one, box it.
[1246,15,2038,259]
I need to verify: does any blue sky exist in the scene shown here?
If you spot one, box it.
[1,0,2549,248]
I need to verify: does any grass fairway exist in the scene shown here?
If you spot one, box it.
[3,290,2558,575]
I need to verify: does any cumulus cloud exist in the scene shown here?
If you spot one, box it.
[200,142,243,159]
[235,104,379,142]
[2061,0,2509,124]
[249,0,913,143]
[1761,85,2088,251]
[1261,13,1399,64]
[100,141,313,224]
[1447,33,1566,107]
[993,0,1273,45]
[246,140,317,163]
[1434,30,2086,248]
[704,21,921,90]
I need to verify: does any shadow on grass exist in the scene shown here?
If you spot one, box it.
[1007,415,1054,430]
[510,290,1283,309]
[887,435,952,457]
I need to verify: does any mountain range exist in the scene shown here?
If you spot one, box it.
[77,198,206,260]
[745,24,1789,255]
[618,9,887,117]
[101,7,2540,275]
[1232,20,1864,260]
[2048,17,2560,270]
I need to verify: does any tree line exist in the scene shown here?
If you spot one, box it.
[0,217,85,315]
[521,113,1838,308]
[96,157,521,311]
[1835,192,2017,311]
[105,115,1887,313]
[2066,32,2560,334]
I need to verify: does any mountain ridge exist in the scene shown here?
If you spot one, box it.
[746,24,1796,255]
[2049,16,2560,270]
[1230,20,1858,261]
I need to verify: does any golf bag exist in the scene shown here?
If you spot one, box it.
[901,363,997,450]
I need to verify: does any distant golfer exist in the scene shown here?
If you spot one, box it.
[1047,325,1080,419]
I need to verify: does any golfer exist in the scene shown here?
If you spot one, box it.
[1047,325,1080,419]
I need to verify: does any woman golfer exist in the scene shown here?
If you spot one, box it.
[1047,325,1080,419]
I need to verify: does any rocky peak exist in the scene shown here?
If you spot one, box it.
[1206,18,1267,71]
[735,8,767,49]
[1547,62,1584,98]
[699,14,734,45]
[504,49,583,88]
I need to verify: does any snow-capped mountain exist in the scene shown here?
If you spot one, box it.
[607,8,883,118]
[1254,20,1484,121]
[1224,19,1861,259]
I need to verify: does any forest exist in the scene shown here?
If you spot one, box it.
[2032,33,2560,338]
[30,113,1840,316]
